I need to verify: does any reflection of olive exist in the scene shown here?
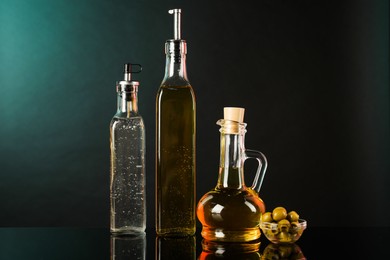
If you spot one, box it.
[287,211,299,222]
[278,244,293,258]
[291,251,306,260]
[262,245,280,259]
[262,243,305,260]
[261,212,273,222]
[272,207,287,221]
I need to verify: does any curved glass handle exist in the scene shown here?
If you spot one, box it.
[244,149,268,193]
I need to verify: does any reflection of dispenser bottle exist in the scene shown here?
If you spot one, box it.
[110,63,146,234]
[110,233,146,260]
[156,235,196,260]
[156,9,196,236]
[199,239,261,260]
[197,107,267,242]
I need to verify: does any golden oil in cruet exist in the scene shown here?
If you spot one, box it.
[197,107,268,242]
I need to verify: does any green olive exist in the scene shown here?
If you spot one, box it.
[278,219,291,232]
[277,231,291,243]
[261,212,273,223]
[287,211,299,222]
[272,206,287,222]
[290,221,300,234]
[271,229,279,235]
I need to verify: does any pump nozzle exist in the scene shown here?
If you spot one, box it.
[168,9,181,40]
[123,63,142,81]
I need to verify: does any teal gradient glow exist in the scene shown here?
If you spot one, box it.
[0,0,389,228]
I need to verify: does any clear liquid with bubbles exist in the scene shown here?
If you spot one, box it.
[110,116,146,234]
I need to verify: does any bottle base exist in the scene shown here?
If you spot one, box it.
[200,226,261,242]
[111,226,145,235]
[156,227,196,237]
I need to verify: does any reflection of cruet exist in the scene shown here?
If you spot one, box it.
[196,107,268,242]
[199,239,261,260]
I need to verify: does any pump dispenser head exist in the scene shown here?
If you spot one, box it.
[117,63,142,93]
[123,63,142,81]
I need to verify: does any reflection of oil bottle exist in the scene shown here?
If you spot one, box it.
[156,235,196,260]
[156,8,196,236]
[110,233,146,260]
[199,239,261,260]
[197,107,268,242]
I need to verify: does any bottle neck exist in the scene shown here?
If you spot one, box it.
[162,40,189,83]
[116,91,138,117]
[217,131,246,190]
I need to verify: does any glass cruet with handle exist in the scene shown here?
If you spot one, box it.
[196,107,268,242]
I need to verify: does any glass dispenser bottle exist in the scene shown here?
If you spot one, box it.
[156,9,196,236]
[197,107,267,242]
[110,63,146,234]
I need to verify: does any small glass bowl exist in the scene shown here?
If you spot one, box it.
[260,219,307,244]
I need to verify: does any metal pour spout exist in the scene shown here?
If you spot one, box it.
[168,9,181,40]
[123,63,142,81]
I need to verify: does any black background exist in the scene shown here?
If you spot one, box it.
[0,0,389,228]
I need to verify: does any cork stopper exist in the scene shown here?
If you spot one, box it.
[224,107,245,123]
[218,107,246,134]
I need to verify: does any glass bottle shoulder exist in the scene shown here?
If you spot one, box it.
[110,114,145,130]
[157,83,195,101]
[200,187,258,200]
[159,82,193,90]
[159,75,192,89]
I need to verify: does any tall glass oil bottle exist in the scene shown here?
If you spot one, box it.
[156,9,196,236]
[110,63,146,234]
[197,107,267,242]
